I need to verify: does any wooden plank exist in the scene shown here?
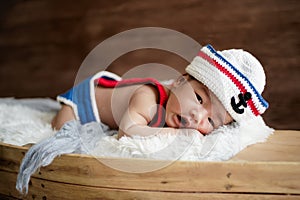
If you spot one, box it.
[1,130,299,195]
[232,130,300,162]
[1,171,299,200]
[33,159,300,194]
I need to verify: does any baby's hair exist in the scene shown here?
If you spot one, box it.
[182,73,196,81]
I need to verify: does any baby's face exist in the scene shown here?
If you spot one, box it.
[165,76,233,135]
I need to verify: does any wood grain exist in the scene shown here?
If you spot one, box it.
[1,171,299,200]
[0,130,299,199]
[232,130,300,162]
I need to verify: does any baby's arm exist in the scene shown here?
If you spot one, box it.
[117,86,198,138]
[118,106,198,138]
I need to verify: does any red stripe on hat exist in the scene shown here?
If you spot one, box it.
[198,51,260,116]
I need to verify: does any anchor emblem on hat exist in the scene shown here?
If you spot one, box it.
[231,92,252,114]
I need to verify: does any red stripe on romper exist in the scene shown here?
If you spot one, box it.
[198,51,259,116]
[96,77,168,127]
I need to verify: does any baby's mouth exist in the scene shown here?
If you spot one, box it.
[177,115,188,127]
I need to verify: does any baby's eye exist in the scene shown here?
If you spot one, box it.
[208,117,215,128]
[195,93,203,104]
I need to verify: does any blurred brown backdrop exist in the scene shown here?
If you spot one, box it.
[0,0,299,130]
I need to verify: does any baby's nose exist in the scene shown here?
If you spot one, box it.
[189,107,208,126]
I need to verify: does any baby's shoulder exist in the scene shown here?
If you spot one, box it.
[132,84,159,101]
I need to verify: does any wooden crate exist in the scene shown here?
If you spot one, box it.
[0,130,299,199]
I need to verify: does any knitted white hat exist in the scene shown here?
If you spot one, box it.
[185,44,269,123]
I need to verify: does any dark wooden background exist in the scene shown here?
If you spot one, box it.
[0,0,299,130]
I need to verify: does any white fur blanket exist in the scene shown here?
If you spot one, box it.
[1,98,274,193]
[0,98,273,161]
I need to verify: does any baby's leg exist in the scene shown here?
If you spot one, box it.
[51,105,76,130]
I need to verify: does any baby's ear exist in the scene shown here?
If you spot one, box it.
[173,74,188,87]
[182,73,189,78]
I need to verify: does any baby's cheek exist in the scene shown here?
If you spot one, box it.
[165,115,176,128]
